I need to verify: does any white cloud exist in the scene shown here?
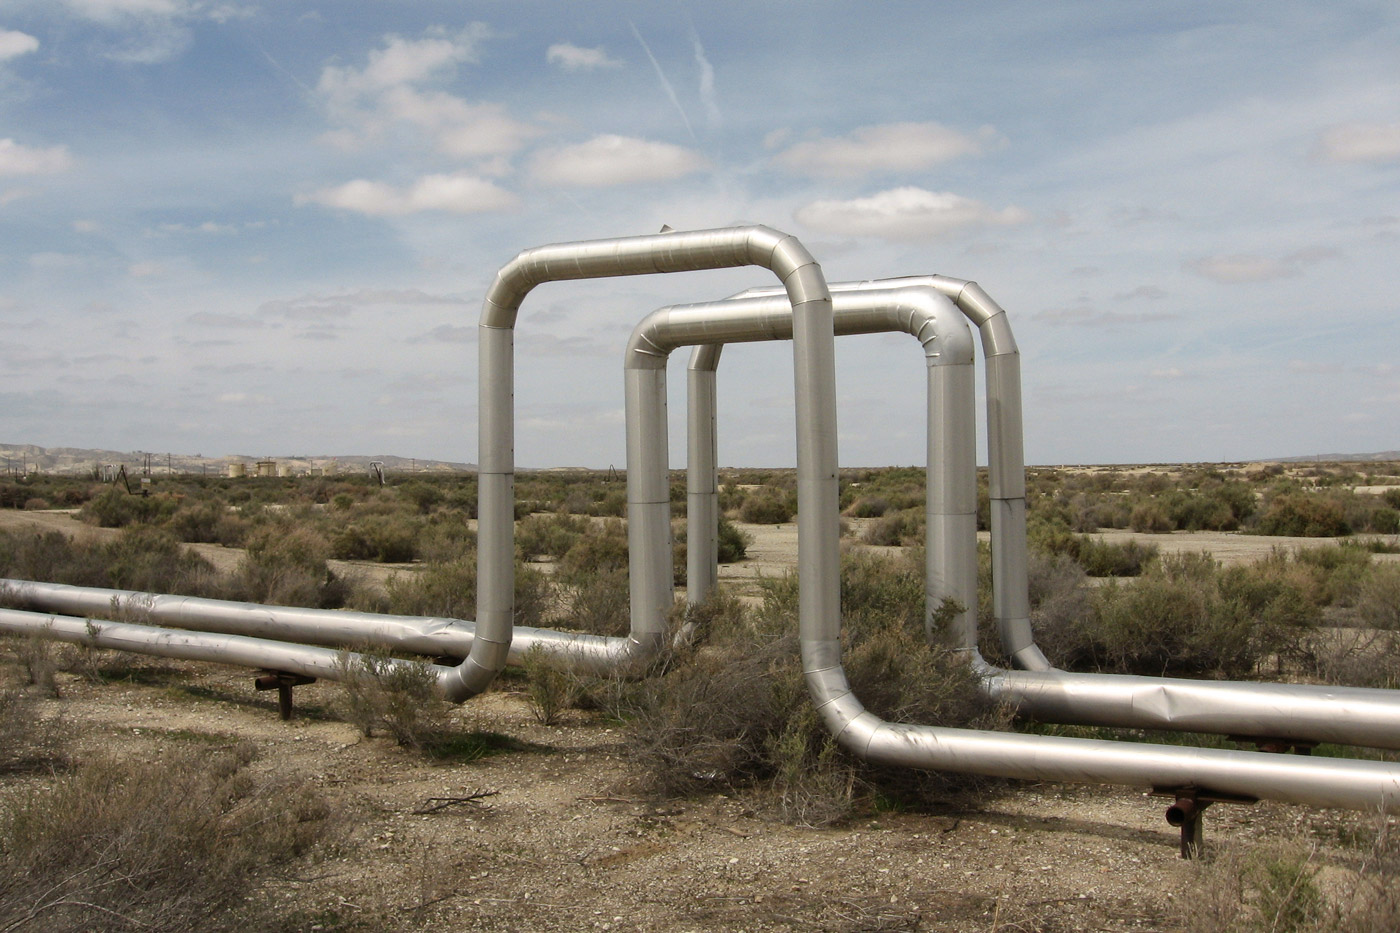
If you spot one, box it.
[0,29,39,60]
[1035,306,1178,327]
[61,0,187,22]
[409,324,475,344]
[1113,285,1169,301]
[128,261,163,277]
[0,139,74,176]
[73,219,100,233]
[794,187,1029,240]
[529,134,708,187]
[319,28,483,100]
[546,43,621,70]
[317,26,536,157]
[1315,122,1400,164]
[1185,248,1337,284]
[298,172,518,215]
[775,122,1002,178]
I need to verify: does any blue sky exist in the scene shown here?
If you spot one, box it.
[1,1,1397,467]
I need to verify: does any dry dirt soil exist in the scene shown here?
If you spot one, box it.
[10,656,1385,933]
[2,509,1395,931]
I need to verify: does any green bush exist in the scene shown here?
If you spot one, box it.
[235,523,348,608]
[716,517,750,563]
[515,512,590,562]
[1128,502,1173,533]
[1254,493,1351,537]
[628,551,1006,824]
[1043,552,1319,678]
[557,519,629,582]
[334,650,449,748]
[80,487,178,528]
[330,514,420,562]
[861,508,923,547]
[738,489,795,524]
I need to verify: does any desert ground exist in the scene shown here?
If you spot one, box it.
[2,506,1397,931]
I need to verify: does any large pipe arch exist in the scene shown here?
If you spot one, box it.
[681,279,1400,751]
[458,225,836,699]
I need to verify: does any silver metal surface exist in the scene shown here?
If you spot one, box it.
[689,277,1400,753]
[471,225,833,691]
[0,606,459,690]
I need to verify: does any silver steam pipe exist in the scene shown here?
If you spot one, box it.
[698,279,1400,751]
[728,276,1050,670]
[661,287,978,649]
[0,606,449,687]
[468,225,834,691]
[616,282,1400,810]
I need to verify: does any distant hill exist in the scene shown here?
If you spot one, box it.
[1273,451,1400,463]
[0,444,475,478]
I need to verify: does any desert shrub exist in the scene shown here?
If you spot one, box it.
[861,508,923,546]
[416,510,476,563]
[0,683,66,773]
[738,489,795,524]
[1384,488,1400,510]
[844,495,891,518]
[521,644,581,726]
[0,747,327,933]
[100,526,222,595]
[168,500,246,545]
[334,650,450,748]
[1356,564,1400,631]
[1030,527,1158,577]
[0,530,106,588]
[382,556,476,618]
[235,522,347,608]
[1076,537,1159,577]
[1025,552,1092,666]
[381,556,548,628]
[79,487,179,528]
[1254,493,1351,537]
[555,567,631,636]
[397,481,443,513]
[1128,502,1173,533]
[515,512,590,562]
[717,517,750,563]
[330,514,420,562]
[628,552,1006,824]
[557,519,629,582]
[1291,543,1372,606]
[1052,553,1300,677]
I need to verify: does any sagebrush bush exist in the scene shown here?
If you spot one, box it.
[738,489,795,524]
[1356,564,1400,631]
[235,522,348,608]
[334,650,449,748]
[861,508,923,547]
[515,511,590,562]
[627,551,1007,824]
[1254,492,1351,537]
[716,516,751,563]
[0,747,327,933]
[1052,552,1328,677]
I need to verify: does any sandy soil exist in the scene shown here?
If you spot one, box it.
[3,508,1396,930]
[9,656,1383,933]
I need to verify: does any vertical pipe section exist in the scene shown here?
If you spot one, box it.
[686,344,722,604]
[728,276,1049,670]
[447,225,833,701]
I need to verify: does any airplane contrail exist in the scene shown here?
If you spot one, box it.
[628,21,696,142]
